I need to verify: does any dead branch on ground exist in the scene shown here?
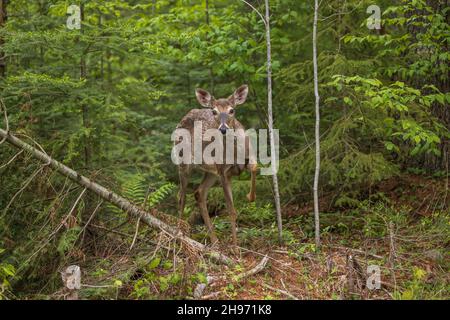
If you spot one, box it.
[0,128,233,266]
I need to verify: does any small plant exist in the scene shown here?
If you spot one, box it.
[397,267,427,300]
[239,203,274,225]
[128,256,192,299]
[297,243,317,255]
[0,249,16,300]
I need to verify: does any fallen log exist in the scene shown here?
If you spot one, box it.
[0,128,233,266]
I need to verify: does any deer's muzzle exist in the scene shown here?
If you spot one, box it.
[218,112,229,135]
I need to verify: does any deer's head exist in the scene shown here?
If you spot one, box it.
[195,85,249,134]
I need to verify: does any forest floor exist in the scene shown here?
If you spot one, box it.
[208,174,449,300]
[40,174,448,300]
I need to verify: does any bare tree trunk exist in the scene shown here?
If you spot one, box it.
[265,0,283,244]
[79,4,90,167]
[205,0,214,94]
[78,3,93,224]
[312,0,321,249]
[0,0,7,78]
[99,14,104,81]
[0,128,233,266]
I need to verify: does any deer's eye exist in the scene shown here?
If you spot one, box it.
[229,109,235,115]
[212,109,218,115]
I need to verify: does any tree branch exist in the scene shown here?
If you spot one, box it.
[0,128,234,266]
[239,0,267,27]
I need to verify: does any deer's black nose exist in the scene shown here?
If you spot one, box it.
[219,127,227,135]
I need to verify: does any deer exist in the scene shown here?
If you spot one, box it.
[174,85,257,247]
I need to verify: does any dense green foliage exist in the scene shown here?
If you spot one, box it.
[0,0,448,299]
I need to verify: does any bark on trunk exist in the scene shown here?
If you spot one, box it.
[312,0,321,248]
[79,4,91,167]
[264,0,283,244]
[205,0,214,94]
[0,128,233,266]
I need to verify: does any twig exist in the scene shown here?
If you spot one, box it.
[280,278,300,300]
[80,199,104,244]
[36,179,73,235]
[49,188,87,238]
[88,223,171,251]
[201,291,221,300]
[81,284,113,288]
[0,150,23,170]
[262,283,299,300]
[239,246,303,276]
[129,215,141,250]
[238,0,267,27]
[15,133,51,163]
[328,245,384,259]
[2,165,46,219]
[17,188,87,272]
[388,221,397,289]
[235,255,269,281]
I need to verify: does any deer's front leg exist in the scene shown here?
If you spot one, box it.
[220,174,238,247]
[195,173,218,245]
[246,163,257,202]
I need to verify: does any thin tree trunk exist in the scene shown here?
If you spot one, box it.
[79,4,90,167]
[312,0,321,249]
[0,128,233,266]
[205,0,214,93]
[187,71,192,108]
[99,14,104,81]
[38,1,45,69]
[78,4,93,224]
[265,0,283,244]
[0,0,7,78]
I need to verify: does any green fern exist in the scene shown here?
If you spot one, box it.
[122,174,147,205]
[105,173,175,214]
[146,183,176,209]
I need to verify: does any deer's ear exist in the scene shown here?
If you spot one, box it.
[195,88,213,108]
[230,85,249,106]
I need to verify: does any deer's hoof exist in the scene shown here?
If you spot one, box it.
[246,193,256,202]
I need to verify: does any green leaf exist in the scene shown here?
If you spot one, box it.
[148,257,161,270]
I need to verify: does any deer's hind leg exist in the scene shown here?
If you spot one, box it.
[178,164,191,219]
[246,163,257,202]
[194,172,218,244]
[220,173,238,248]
